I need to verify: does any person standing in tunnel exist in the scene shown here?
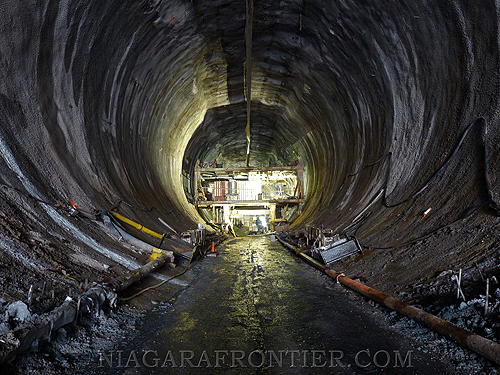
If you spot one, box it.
[256,216,263,232]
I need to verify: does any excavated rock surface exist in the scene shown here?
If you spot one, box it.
[1,0,500,370]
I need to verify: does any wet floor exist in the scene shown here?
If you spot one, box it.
[93,237,456,374]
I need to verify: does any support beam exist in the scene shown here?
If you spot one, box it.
[198,165,301,173]
[196,199,304,206]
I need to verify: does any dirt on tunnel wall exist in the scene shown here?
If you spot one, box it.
[0,0,499,315]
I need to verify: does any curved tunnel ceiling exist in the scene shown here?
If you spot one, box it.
[0,0,500,248]
[183,101,299,170]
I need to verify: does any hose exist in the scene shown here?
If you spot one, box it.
[102,210,161,254]
[277,236,500,366]
[109,211,164,239]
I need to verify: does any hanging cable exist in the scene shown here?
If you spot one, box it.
[319,117,489,215]
[359,202,491,250]
[355,117,500,249]
[482,116,500,215]
[383,118,480,208]
[318,152,391,211]
[111,199,174,216]
[244,0,254,167]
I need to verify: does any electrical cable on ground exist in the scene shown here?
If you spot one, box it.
[120,247,196,302]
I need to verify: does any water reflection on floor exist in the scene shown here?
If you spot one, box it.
[95,237,454,374]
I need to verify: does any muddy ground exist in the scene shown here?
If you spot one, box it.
[2,233,500,374]
[0,185,499,372]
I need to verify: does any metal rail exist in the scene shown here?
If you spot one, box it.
[196,199,304,206]
[197,165,301,173]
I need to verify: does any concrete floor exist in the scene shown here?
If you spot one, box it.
[90,237,457,374]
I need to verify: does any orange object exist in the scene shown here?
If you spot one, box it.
[277,236,500,366]
[211,242,215,253]
[70,200,79,209]
[423,207,432,218]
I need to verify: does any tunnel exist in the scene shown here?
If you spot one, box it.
[2,0,500,372]
[1,0,500,242]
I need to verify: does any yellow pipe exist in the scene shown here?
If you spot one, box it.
[147,247,166,262]
[109,211,163,239]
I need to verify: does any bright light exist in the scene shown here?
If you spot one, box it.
[235,209,269,216]
[259,216,267,229]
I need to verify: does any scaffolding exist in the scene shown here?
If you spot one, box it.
[194,160,305,231]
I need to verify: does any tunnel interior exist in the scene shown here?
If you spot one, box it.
[1,0,500,314]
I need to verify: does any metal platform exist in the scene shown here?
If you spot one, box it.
[195,198,304,206]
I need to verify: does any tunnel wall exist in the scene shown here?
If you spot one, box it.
[0,0,499,249]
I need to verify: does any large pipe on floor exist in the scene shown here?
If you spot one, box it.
[108,251,175,293]
[277,236,500,365]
